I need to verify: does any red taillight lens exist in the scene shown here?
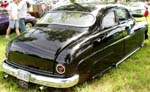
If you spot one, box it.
[56,64,65,74]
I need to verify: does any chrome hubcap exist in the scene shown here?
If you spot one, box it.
[26,23,33,31]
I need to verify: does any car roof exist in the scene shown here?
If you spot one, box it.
[51,3,127,17]
[52,3,127,13]
[53,3,97,12]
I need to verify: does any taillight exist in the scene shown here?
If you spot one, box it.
[56,64,65,74]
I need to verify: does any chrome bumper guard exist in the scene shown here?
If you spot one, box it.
[2,61,79,88]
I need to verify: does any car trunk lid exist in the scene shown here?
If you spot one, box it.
[7,27,81,74]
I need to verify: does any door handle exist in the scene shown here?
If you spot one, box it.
[125,25,131,35]
[125,26,130,30]
[93,36,106,47]
[93,39,101,47]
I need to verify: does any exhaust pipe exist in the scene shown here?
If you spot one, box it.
[39,86,47,91]
[3,73,8,79]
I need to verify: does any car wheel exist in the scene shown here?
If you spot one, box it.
[26,22,33,31]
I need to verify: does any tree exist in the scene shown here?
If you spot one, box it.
[70,0,76,3]
[115,0,118,2]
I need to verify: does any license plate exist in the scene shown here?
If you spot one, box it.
[136,10,141,13]
[17,69,30,82]
[19,80,29,89]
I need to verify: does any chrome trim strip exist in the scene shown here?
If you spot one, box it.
[2,62,79,88]
[78,34,129,65]
[92,47,141,79]
[115,47,141,66]
[71,26,119,56]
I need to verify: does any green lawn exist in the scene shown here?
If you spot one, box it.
[0,17,150,92]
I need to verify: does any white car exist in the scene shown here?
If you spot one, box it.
[128,2,148,17]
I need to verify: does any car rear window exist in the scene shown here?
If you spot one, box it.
[37,11,95,27]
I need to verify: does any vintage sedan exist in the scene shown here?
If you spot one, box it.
[128,2,149,17]
[0,10,36,34]
[2,3,148,88]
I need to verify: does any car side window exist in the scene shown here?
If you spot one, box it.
[102,11,117,29]
[115,8,131,22]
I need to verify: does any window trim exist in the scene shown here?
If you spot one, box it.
[101,10,118,29]
[115,8,132,24]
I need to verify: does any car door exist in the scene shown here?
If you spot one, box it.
[0,12,9,34]
[76,9,125,79]
[115,8,141,55]
[91,9,126,75]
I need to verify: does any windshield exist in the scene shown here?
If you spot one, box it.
[131,3,146,8]
[37,11,95,27]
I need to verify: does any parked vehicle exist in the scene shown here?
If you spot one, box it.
[0,10,36,34]
[128,2,149,17]
[2,3,148,88]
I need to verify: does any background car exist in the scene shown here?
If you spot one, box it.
[2,3,148,89]
[0,10,36,34]
[128,2,149,17]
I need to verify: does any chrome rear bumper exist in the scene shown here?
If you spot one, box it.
[2,61,79,88]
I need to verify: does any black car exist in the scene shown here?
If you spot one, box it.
[2,3,148,88]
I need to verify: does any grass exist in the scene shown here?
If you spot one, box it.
[0,17,150,92]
